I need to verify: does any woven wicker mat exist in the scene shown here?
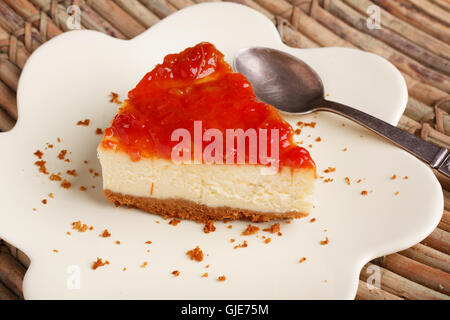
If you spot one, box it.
[0,0,449,300]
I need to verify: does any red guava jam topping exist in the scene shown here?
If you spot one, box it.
[102,42,315,170]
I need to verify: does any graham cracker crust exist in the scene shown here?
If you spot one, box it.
[104,189,308,223]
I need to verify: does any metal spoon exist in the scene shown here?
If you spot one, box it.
[234,47,450,178]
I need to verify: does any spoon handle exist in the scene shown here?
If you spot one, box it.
[316,99,450,178]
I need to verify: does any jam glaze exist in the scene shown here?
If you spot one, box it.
[102,42,315,170]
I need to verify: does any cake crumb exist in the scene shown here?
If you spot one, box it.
[41,199,47,205]
[297,121,316,128]
[109,92,122,104]
[49,193,54,198]
[145,241,152,244]
[391,174,397,180]
[72,221,88,232]
[217,275,226,282]
[299,257,306,263]
[116,241,120,245]
[205,264,210,269]
[315,137,322,142]
[50,173,62,181]
[92,258,108,270]
[361,190,368,196]
[77,119,90,126]
[66,169,77,176]
[57,138,61,143]
[66,232,71,235]
[344,177,350,185]
[320,237,329,245]
[186,246,204,262]
[234,240,248,249]
[100,229,111,238]
[172,270,180,277]
[34,160,49,175]
[310,218,316,223]
[34,150,43,159]
[123,267,127,271]
[395,192,399,196]
[241,224,259,236]
[202,273,208,278]
[32,208,36,212]
[264,238,271,244]
[323,178,334,183]
[263,223,280,234]
[89,226,94,230]
[227,225,232,229]
[230,239,235,243]
[61,179,71,189]
[356,179,362,183]
[169,218,180,226]
[343,148,347,152]
[95,128,103,135]
[324,167,336,173]
[404,176,409,180]
[203,220,216,233]
[57,150,67,160]
[140,262,148,268]
[80,186,87,191]
[53,249,59,253]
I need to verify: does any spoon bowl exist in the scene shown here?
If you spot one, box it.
[234,47,324,114]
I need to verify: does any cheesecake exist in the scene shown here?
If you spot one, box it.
[98,42,316,222]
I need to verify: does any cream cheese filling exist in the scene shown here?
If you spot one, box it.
[98,146,315,214]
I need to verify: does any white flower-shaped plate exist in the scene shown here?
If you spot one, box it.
[0,3,443,299]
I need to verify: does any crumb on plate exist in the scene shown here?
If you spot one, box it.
[263,223,280,234]
[34,150,43,159]
[72,221,88,232]
[169,218,180,226]
[61,179,71,189]
[203,220,216,233]
[77,119,90,126]
[186,246,204,262]
[92,257,109,270]
[57,150,67,160]
[100,229,111,238]
[234,240,248,250]
[241,224,259,236]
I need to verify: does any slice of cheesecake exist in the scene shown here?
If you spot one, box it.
[98,42,316,222]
